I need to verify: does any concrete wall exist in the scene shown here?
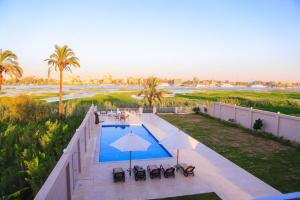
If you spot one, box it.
[203,102,300,143]
[35,105,97,200]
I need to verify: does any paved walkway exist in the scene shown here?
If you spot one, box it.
[72,113,281,200]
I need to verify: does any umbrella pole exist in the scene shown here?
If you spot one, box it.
[177,149,179,165]
[129,151,132,176]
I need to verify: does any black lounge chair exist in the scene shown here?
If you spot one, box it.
[177,163,195,177]
[147,165,161,179]
[113,168,125,182]
[133,165,146,181]
[94,112,100,124]
[160,164,175,178]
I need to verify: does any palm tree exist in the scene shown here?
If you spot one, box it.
[0,49,23,91]
[45,45,80,117]
[138,77,165,108]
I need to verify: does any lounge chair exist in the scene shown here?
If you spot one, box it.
[160,164,175,178]
[100,110,107,115]
[113,168,125,182]
[147,165,161,179]
[120,112,129,121]
[133,165,146,181]
[177,163,195,177]
[94,112,100,124]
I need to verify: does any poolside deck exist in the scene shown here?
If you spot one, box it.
[72,113,281,200]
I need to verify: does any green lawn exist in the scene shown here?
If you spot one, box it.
[153,192,221,200]
[159,114,300,193]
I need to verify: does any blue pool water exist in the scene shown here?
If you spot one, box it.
[99,125,172,162]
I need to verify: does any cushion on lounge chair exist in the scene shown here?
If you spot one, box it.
[178,163,195,177]
[160,164,175,178]
[133,165,146,181]
[113,168,125,182]
[147,165,161,179]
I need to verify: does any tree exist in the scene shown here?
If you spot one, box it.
[45,45,80,117]
[138,77,165,108]
[0,49,23,91]
[192,77,199,85]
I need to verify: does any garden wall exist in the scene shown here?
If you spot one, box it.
[199,102,300,143]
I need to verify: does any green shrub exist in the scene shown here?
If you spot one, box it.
[193,107,201,114]
[0,95,51,122]
[0,95,90,199]
[253,118,263,130]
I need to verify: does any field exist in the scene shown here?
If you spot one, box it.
[160,114,300,193]
[1,89,300,199]
[174,90,300,116]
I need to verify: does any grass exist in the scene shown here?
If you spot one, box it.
[153,192,221,200]
[159,113,300,193]
[174,90,300,116]
[65,92,140,108]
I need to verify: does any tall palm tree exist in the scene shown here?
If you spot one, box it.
[0,49,23,91]
[138,77,165,108]
[45,45,80,117]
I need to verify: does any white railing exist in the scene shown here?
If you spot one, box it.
[34,105,97,200]
[97,106,193,114]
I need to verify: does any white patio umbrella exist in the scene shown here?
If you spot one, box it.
[110,131,151,176]
[160,130,197,165]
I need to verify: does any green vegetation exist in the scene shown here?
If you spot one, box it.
[0,96,91,199]
[174,90,300,116]
[160,114,300,193]
[153,192,221,200]
[0,93,141,199]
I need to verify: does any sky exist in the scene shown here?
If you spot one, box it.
[1,0,300,81]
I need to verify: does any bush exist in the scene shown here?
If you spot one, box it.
[228,118,236,123]
[193,106,201,114]
[253,118,263,130]
[0,95,51,122]
[0,95,90,199]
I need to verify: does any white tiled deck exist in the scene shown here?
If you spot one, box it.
[72,113,281,200]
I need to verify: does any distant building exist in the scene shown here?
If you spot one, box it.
[127,77,141,85]
[63,75,81,85]
[102,73,112,84]
[122,77,128,85]
[170,79,182,86]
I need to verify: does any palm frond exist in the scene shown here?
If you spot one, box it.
[45,45,80,74]
[0,49,23,79]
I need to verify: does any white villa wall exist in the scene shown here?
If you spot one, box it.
[214,103,221,118]
[35,105,97,200]
[44,155,69,200]
[236,108,250,128]
[220,104,235,121]
[205,102,300,143]
[279,115,300,142]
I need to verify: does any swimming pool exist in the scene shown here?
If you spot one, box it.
[99,125,172,162]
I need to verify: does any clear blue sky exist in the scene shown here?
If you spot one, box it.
[1,0,300,81]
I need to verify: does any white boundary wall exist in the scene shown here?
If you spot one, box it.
[199,102,300,143]
[35,105,97,200]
